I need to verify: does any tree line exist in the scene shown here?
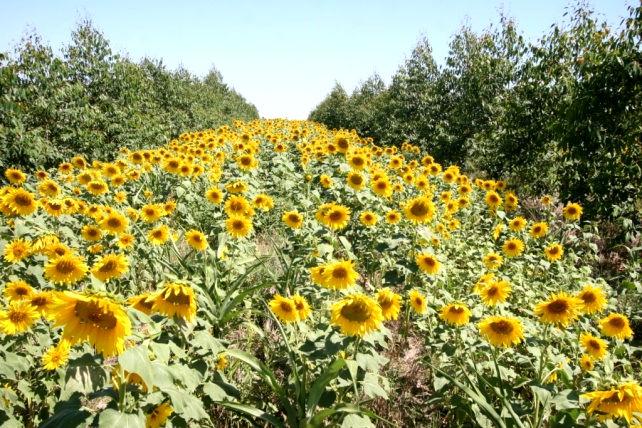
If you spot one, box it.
[309,3,641,221]
[0,21,259,171]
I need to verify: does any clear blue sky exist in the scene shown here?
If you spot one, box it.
[0,0,633,119]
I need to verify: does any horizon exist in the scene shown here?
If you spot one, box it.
[1,0,633,119]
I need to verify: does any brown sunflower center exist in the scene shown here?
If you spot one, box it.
[608,317,625,328]
[8,310,27,323]
[547,299,569,314]
[448,306,465,314]
[410,202,429,217]
[490,320,514,335]
[580,292,596,304]
[98,260,117,274]
[75,301,117,330]
[107,218,122,228]
[55,260,78,275]
[332,267,348,279]
[14,195,33,206]
[279,301,294,313]
[165,290,191,306]
[340,301,370,322]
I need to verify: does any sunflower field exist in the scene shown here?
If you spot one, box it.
[0,119,640,427]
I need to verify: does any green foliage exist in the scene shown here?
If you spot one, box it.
[309,3,642,222]
[0,21,258,172]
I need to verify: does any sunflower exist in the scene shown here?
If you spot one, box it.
[415,253,441,275]
[508,216,527,231]
[346,171,366,191]
[236,154,258,171]
[544,243,564,261]
[225,216,253,238]
[140,204,164,223]
[3,238,32,264]
[319,174,333,188]
[576,284,607,314]
[152,282,197,321]
[52,292,131,356]
[478,316,524,348]
[282,210,304,229]
[292,294,311,321]
[4,168,26,184]
[4,280,34,301]
[331,293,383,337]
[269,294,299,323]
[99,211,129,235]
[148,224,170,245]
[533,292,580,327]
[478,279,511,306]
[582,381,642,424]
[117,233,135,250]
[42,340,71,370]
[502,238,524,257]
[310,260,359,290]
[580,333,608,360]
[5,188,38,216]
[205,187,224,204]
[91,253,129,282]
[348,154,367,170]
[359,211,378,227]
[224,195,254,218]
[371,178,393,198]
[482,252,503,270]
[529,222,549,239]
[86,179,109,196]
[81,225,103,242]
[29,291,55,319]
[44,253,88,285]
[384,210,401,224]
[317,203,351,230]
[185,229,208,251]
[439,303,471,326]
[579,355,594,371]
[408,289,427,315]
[128,293,155,315]
[598,313,633,340]
[376,288,402,321]
[0,300,40,334]
[492,224,505,240]
[146,402,173,428]
[563,203,583,221]
[253,194,274,211]
[484,191,502,209]
[403,196,435,224]
[216,354,228,371]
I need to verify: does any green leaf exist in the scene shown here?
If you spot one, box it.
[202,382,230,401]
[63,353,108,396]
[118,346,155,390]
[97,410,145,428]
[165,388,208,421]
[306,358,345,415]
[215,402,284,428]
[341,414,374,428]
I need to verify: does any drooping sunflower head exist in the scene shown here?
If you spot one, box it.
[331,293,383,337]
[152,283,197,322]
[128,293,155,315]
[581,381,642,423]
[146,402,173,428]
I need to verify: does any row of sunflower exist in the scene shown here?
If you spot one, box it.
[0,119,639,427]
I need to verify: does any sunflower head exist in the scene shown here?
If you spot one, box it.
[331,293,383,337]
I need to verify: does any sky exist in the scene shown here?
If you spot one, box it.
[0,0,633,119]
